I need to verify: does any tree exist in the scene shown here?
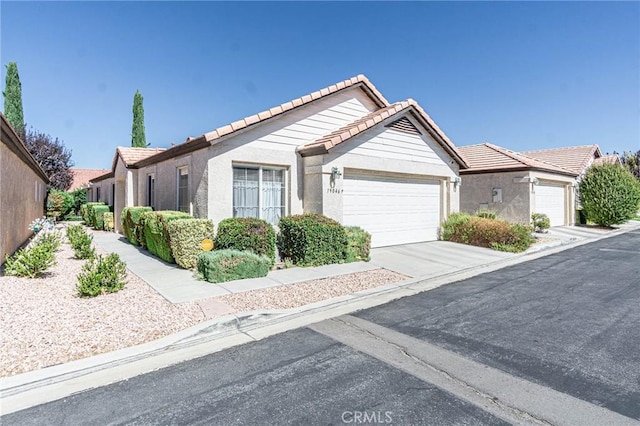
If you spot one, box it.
[3,62,25,134]
[620,150,639,180]
[579,163,640,226]
[23,127,74,190]
[131,90,146,147]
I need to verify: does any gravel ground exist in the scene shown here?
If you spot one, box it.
[0,240,205,378]
[1,229,406,378]
[216,269,408,312]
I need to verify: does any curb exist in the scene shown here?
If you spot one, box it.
[2,223,639,415]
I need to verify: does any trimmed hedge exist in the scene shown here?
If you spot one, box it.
[214,218,276,267]
[441,213,534,253]
[168,219,215,269]
[91,205,110,230]
[80,202,105,224]
[344,226,371,263]
[197,249,271,283]
[142,211,193,263]
[122,206,153,245]
[277,213,347,267]
[103,212,115,231]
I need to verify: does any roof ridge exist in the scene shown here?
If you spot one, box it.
[522,144,598,153]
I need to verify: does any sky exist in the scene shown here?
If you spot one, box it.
[1,1,639,170]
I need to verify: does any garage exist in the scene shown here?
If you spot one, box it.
[343,171,441,247]
[534,183,566,227]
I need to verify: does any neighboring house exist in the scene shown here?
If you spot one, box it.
[459,143,578,227]
[593,154,622,166]
[521,144,602,180]
[69,168,111,192]
[0,113,49,263]
[90,75,468,247]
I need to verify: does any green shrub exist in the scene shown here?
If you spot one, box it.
[77,253,128,297]
[4,243,56,278]
[531,212,551,233]
[579,164,640,226]
[277,213,347,267]
[168,219,215,269]
[344,226,371,263]
[122,206,153,246]
[197,249,271,283]
[91,205,110,230]
[46,190,74,220]
[64,215,83,222]
[214,218,276,267]
[142,211,193,263]
[66,225,95,259]
[66,224,84,244]
[475,209,497,220]
[103,212,115,231]
[30,229,63,252]
[442,214,534,253]
[80,202,105,224]
[70,189,87,215]
[441,212,473,242]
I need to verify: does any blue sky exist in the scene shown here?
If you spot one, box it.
[2,1,639,169]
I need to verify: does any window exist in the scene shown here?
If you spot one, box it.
[147,174,155,209]
[177,167,189,213]
[96,187,101,202]
[111,184,115,206]
[233,166,285,225]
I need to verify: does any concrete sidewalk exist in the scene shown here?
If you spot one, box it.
[91,232,515,305]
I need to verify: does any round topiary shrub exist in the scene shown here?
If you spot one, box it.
[214,218,276,267]
[579,164,640,226]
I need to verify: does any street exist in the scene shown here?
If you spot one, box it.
[3,231,639,425]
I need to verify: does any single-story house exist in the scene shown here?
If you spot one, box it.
[1,113,49,263]
[69,168,111,192]
[459,143,579,226]
[90,75,469,247]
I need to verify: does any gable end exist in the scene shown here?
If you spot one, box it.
[385,117,421,135]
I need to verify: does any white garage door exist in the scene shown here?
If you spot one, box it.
[343,172,441,247]
[534,184,566,227]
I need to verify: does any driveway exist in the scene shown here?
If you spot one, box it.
[3,231,638,424]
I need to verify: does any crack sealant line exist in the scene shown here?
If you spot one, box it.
[311,315,639,426]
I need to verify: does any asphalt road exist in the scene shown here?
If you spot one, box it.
[3,231,639,425]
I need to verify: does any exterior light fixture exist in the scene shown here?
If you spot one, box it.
[331,167,342,180]
[453,176,462,188]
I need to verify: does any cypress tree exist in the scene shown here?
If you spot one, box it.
[131,90,146,147]
[3,62,25,134]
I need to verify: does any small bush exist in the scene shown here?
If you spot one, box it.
[77,253,128,297]
[442,214,534,253]
[91,205,111,230]
[168,219,215,269]
[4,243,56,278]
[475,209,497,220]
[579,164,640,226]
[122,206,153,246]
[197,249,271,283]
[80,202,105,225]
[70,189,87,215]
[67,225,95,259]
[66,224,85,244]
[29,229,63,252]
[103,212,115,232]
[142,211,193,263]
[64,215,83,222]
[214,218,276,267]
[277,213,347,267]
[344,226,371,263]
[46,190,74,220]
[531,212,551,233]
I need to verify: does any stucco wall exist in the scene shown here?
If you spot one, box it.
[460,171,532,224]
[0,144,47,263]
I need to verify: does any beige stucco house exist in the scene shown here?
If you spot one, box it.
[458,143,613,227]
[1,114,49,263]
[90,75,469,247]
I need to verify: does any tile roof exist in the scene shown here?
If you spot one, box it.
[133,75,389,168]
[459,143,578,176]
[69,168,111,191]
[593,154,621,166]
[116,147,166,167]
[297,99,468,168]
[521,145,601,175]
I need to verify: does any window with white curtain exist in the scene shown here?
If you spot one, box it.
[233,166,285,225]
[177,167,189,213]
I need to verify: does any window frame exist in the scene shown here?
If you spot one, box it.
[232,164,287,224]
[147,173,156,209]
[176,166,189,213]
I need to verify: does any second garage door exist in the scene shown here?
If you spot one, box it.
[534,183,566,227]
[343,171,441,247]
